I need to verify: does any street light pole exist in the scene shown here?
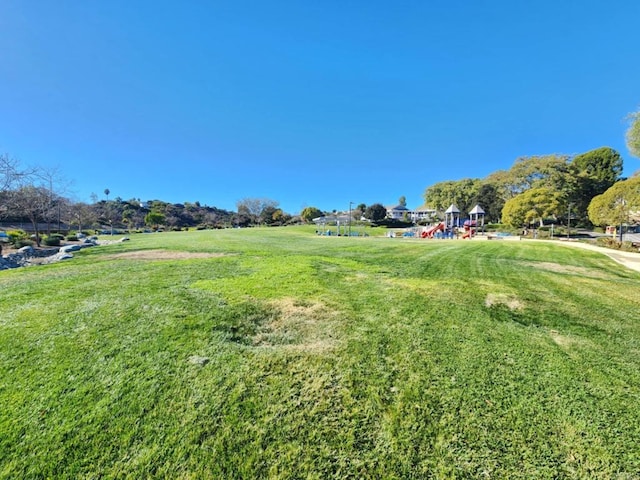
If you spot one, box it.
[349,202,353,237]
[567,202,572,239]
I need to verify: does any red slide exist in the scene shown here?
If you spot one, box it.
[421,222,445,238]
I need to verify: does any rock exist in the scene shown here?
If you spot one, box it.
[41,252,74,264]
[18,246,34,254]
[120,237,130,242]
[187,355,210,366]
[60,245,82,253]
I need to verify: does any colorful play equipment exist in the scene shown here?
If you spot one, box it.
[416,203,486,240]
[462,220,477,239]
[420,222,445,238]
[444,204,460,229]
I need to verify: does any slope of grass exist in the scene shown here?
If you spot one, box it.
[1,228,639,478]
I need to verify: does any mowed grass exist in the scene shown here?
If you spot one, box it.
[1,228,640,479]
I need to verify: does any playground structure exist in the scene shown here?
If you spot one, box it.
[420,222,445,238]
[414,204,486,240]
[462,220,476,239]
[462,205,486,239]
[313,214,365,236]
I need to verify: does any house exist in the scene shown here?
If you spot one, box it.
[386,205,438,222]
[386,204,410,220]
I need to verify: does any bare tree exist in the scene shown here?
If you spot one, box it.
[64,201,98,233]
[8,186,51,246]
[236,197,279,225]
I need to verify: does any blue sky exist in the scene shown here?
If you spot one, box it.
[1,1,638,214]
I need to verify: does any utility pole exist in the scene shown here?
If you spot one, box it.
[348,202,353,237]
[567,203,572,239]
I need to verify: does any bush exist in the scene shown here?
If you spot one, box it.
[596,237,625,250]
[373,219,413,228]
[14,239,34,249]
[485,223,507,231]
[66,235,79,242]
[7,229,27,245]
[43,236,61,247]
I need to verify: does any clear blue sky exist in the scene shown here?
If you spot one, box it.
[1,1,639,214]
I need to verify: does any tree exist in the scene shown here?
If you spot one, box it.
[8,185,52,246]
[65,202,97,233]
[501,187,566,228]
[626,109,640,158]
[300,206,323,223]
[1,154,22,194]
[104,188,110,201]
[398,196,407,207]
[423,178,482,214]
[260,205,279,225]
[144,211,166,230]
[487,155,570,201]
[569,147,623,224]
[236,197,279,226]
[364,203,387,222]
[588,176,640,227]
[473,182,503,223]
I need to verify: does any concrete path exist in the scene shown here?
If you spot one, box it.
[536,239,640,273]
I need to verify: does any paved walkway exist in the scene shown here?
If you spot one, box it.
[537,239,640,273]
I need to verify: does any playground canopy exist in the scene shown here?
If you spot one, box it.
[445,204,460,228]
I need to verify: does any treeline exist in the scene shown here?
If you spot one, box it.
[1,154,304,246]
[423,109,640,229]
[424,147,639,229]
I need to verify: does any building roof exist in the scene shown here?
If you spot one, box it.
[387,204,410,211]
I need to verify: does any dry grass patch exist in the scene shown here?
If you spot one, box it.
[252,298,339,352]
[485,293,524,311]
[521,261,612,279]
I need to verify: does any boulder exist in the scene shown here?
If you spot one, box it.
[60,245,82,253]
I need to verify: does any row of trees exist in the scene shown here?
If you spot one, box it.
[424,148,624,227]
[423,108,640,229]
[1,155,256,245]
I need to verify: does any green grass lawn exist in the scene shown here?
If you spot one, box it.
[1,228,640,479]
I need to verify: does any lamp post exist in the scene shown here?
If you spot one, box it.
[348,201,353,237]
[567,202,573,239]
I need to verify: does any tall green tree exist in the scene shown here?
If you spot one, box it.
[144,211,166,230]
[473,182,503,223]
[588,176,640,227]
[300,206,323,223]
[569,147,623,224]
[423,178,482,214]
[501,187,566,228]
[364,203,387,222]
[487,155,570,201]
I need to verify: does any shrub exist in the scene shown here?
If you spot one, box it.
[597,237,621,250]
[14,239,34,249]
[43,236,61,247]
[7,229,27,245]
[66,235,79,242]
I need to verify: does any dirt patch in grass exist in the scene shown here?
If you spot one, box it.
[485,293,524,311]
[548,329,590,352]
[252,297,339,352]
[105,250,230,261]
